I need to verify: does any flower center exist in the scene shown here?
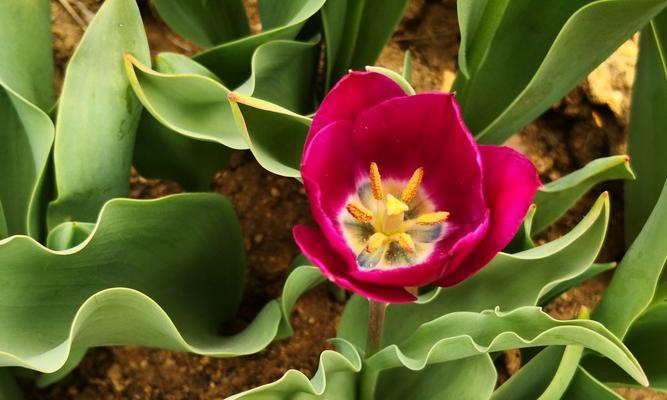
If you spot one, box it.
[341,162,449,269]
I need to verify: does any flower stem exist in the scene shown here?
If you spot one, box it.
[366,300,386,357]
[361,299,386,400]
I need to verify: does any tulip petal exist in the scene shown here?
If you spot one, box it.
[350,93,486,224]
[301,120,359,260]
[437,145,541,286]
[307,72,407,148]
[293,225,416,303]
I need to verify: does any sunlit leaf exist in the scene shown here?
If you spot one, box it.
[48,0,150,229]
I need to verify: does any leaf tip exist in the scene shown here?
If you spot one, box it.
[228,92,238,102]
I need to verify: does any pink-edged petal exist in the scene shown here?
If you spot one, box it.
[307,71,407,148]
[301,120,359,262]
[293,225,416,303]
[437,145,542,287]
[351,93,486,224]
[348,211,490,287]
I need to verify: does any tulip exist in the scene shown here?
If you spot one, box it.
[294,71,541,304]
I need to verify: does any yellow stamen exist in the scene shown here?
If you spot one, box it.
[369,162,384,200]
[415,211,450,225]
[346,203,373,223]
[366,232,388,253]
[401,167,424,203]
[385,194,409,216]
[396,233,416,253]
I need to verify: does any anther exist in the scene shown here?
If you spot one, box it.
[366,232,388,253]
[346,203,373,223]
[396,233,416,253]
[415,211,449,225]
[369,162,384,200]
[401,167,424,203]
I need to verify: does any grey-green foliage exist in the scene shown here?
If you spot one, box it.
[455,0,667,144]
[47,0,150,229]
[626,9,667,243]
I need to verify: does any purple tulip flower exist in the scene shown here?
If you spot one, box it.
[294,72,541,303]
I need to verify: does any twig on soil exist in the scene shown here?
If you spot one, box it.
[57,0,88,30]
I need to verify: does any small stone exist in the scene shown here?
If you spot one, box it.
[270,187,280,197]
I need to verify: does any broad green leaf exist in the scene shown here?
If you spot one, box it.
[322,0,408,88]
[194,0,325,88]
[0,0,53,110]
[0,84,54,239]
[0,194,248,373]
[593,179,667,339]
[48,0,150,229]
[563,367,624,399]
[365,307,647,387]
[152,0,249,48]
[126,39,318,180]
[229,92,311,177]
[587,303,667,392]
[626,11,667,243]
[0,368,22,400]
[532,155,634,234]
[227,338,362,400]
[339,193,610,347]
[375,355,496,400]
[454,0,667,144]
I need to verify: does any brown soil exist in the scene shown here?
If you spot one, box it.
[17,0,662,399]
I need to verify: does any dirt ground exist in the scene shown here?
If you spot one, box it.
[16,0,663,398]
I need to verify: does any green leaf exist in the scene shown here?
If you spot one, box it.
[227,338,362,399]
[593,179,667,339]
[0,368,22,400]
[322,0,409,87]
[152,0,249,48]
[46,222,95,250]
[193,0,325,88]
[133,53,232,191]
[455,0,667,144]
[492,347,569,400]
[365,66,415,95]
[563,367,624,399]
[456,0,493,79]
[587,303,667,392]
[538,262,616,306]
[532,155,634,235]
[341,193,610,348]
[48,0,150,228]
[365,307,647,387]
[375,355,497,400]
[0,0,53,110]
[0,84,54,239]
[493,310,590,400]
[277,265,326,338]
[229,92,311,177]
[126,39,318,179]
[626,11,667,243]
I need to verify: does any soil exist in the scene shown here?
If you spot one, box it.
[16,0,663,399]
